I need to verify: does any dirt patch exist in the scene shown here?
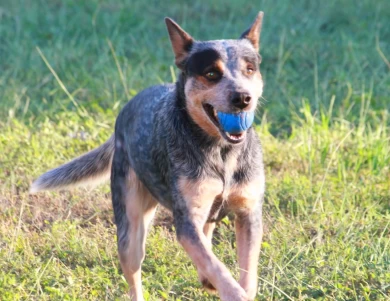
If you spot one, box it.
[0,189,175,232]
[1,190,271,237]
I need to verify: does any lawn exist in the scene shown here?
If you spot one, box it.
[0,0,389,300]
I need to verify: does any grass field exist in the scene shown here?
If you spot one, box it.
[1,0,389,300]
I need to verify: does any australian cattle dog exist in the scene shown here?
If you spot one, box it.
[31,12,266,301]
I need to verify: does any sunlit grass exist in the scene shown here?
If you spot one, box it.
[1,100,389,300]
[1,0,389,300]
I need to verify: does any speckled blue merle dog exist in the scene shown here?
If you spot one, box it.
[31,12,265,301]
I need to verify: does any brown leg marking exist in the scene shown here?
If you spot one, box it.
[229,177,264,300]
[118,170,158,301]
[177,176,248,301]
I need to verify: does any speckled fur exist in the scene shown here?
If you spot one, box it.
[31,12,266,301]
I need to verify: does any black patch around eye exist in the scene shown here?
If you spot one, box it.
[186,48,221,76]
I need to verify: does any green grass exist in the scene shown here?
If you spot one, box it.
[0,0,389,300]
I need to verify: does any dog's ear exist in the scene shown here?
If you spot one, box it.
[165,18,194,69]
[240,11,264,52]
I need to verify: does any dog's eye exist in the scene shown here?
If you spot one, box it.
[205,71,220,80]
[245,67,254,76]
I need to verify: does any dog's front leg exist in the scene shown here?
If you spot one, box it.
[235,205,263,300]
[230,178,264,300]
[174,176,248,301]
[176,216,248,301]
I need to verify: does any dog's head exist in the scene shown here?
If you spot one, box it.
[166,12,264,144]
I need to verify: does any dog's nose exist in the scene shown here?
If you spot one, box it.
[231,92,252,109]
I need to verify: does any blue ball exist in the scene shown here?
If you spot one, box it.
[217,111,255,134]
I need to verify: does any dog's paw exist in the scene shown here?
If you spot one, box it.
[239,280,258,300]
[219,285,249,301]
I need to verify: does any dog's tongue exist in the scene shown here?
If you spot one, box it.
[217,111,255,134]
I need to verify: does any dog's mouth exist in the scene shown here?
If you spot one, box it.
[202,103,247,144]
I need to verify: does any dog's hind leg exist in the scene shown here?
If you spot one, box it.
[111,147,157,301]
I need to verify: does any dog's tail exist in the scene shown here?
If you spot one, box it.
[30,135,115,193]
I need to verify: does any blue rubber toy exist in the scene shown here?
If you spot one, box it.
[217,111,255,134]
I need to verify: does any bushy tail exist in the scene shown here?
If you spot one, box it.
[30,135,115,193]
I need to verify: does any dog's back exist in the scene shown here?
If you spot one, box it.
[114,83,176,208]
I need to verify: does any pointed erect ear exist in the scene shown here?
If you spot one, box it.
[165,18,194,69]
[240,11,264,52]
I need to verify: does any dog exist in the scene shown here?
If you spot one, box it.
[31,12,265,301]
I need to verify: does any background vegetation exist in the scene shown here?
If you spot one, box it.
[0,0,389,300]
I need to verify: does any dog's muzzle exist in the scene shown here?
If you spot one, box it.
[217,111,254,134]
[203,103,255,143]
